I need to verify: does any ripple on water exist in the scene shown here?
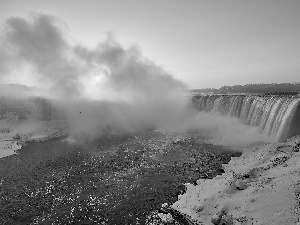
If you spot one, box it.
[0,131,241,224]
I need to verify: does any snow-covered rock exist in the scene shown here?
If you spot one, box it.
[172,139,300,224]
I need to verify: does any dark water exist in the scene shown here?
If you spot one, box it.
[0,131,241,224]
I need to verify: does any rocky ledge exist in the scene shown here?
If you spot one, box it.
[165,136,300,225]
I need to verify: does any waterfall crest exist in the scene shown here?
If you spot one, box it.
[192,95,300,142]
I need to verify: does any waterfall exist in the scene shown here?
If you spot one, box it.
[192,94,300,142]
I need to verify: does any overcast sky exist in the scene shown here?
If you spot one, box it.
[0,0,299,88]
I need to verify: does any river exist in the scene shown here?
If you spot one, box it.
[0,130,241,224]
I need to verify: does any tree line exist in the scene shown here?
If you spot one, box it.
[190,82,300,95]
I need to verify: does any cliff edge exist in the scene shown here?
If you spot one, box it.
[172,137,300,224]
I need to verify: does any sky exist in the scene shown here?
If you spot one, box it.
[0,0,299,89]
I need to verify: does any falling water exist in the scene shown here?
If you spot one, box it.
[192,94,300,142]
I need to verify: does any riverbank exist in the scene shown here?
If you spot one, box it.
[171,136,300,224]
[0,119,68,158]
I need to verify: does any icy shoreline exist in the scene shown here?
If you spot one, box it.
[0,120,68,158]
[171,136,300,225]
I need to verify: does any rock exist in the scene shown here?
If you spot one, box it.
[292,140,300,152]
[235,179,246,190]
[236,215,247,223]
[211,207,227,224]
[160,203,170,213]
[211,214,221,225]
[157,213,174,223]
[222,214,234,225]
[212,213,234,225]
[270,153,289,166]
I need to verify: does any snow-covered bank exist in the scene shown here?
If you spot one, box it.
[0,92,67,158]
[172,137,300,224]
[0,120,68,158]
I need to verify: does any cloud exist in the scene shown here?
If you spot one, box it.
[0,13,188,137]
[74,35,187,101]
[1,14,186,99]
[0,13,268,147]
[3,14,86,97]
[177,111,274,146]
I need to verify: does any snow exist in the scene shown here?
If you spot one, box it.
[0,119,68,158]
[172,139,300,224]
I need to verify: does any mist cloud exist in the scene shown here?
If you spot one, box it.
[0,14,186,99]
[180,111,274,146]
[0,14,188,137]
[0,14,270,147]
[1,14,87,97]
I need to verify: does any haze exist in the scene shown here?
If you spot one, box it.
[0,2,290,146]
[0,0,299,89]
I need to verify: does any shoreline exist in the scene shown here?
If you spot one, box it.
[170,136,300,224]
[0,120,68,158]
